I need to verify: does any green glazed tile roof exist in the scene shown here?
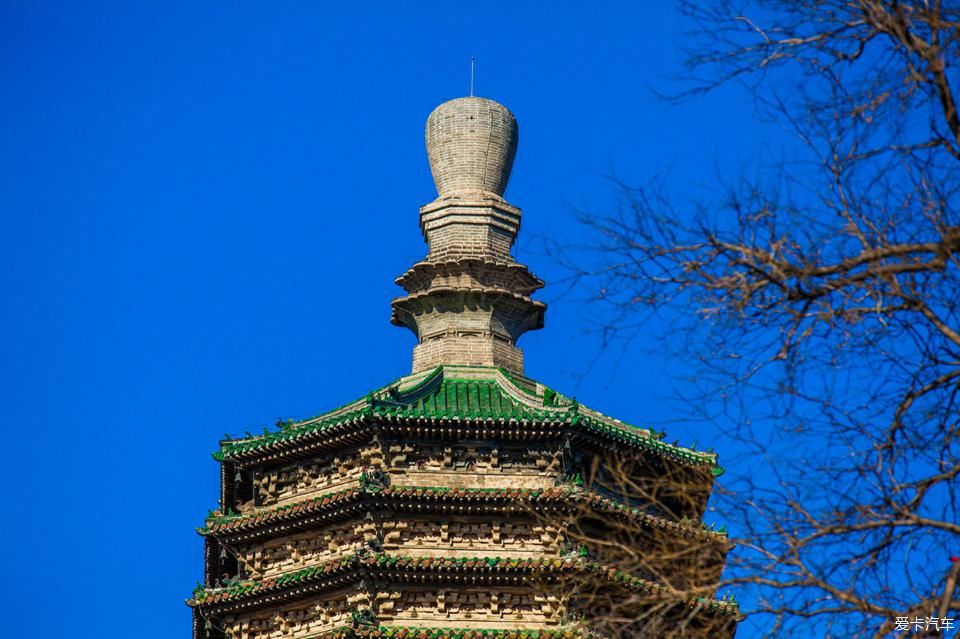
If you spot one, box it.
[192,555,357,605]
[191,553,575,606]
[215,366,721,472]
[200,485,570,535]
[203,625,583,639]
[190,551,738,616]
[377,379,554,420]
[199,484,726,542]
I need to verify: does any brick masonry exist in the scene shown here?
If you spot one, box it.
[425,97,518,197]
[392,97,545,374]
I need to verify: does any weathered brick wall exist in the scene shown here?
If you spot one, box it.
[425,221,515,262]
[223,592,357,639]
[247,441,563,512]
[238,523,368,579]
[382,517,561,559]
[252,450,366,509]
[412,333,524,372]
[388,439,560,490]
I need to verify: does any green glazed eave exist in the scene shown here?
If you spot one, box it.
[214,365,720,470]
[190,551,739,615]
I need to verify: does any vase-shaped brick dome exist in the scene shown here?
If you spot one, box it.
[425,97,518,198]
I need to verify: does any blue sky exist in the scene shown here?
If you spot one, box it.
[1,3,784,636]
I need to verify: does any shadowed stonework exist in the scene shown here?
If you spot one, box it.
[189,96,738,639]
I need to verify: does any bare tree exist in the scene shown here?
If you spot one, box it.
[552,454,738,638]
[556,1,960,636]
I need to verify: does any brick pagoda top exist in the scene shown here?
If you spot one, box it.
[391,97,545,375]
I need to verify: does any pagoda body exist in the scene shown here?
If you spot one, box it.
[189,97,738,638]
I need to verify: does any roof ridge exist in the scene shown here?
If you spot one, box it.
[213,367,721,472]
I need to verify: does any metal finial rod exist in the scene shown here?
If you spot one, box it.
[470,57,475,97]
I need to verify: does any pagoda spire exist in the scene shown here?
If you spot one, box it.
[392,97,546,375]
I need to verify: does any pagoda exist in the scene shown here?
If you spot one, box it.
[189,97,738,639]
